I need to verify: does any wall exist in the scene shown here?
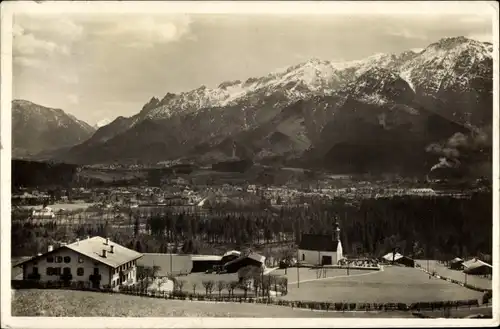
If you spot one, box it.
[22,248,111,287]
[336,241,343,262]
[21,247,139,288]
[298,249,339,266]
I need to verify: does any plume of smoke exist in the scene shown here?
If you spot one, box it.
[430,157,460,172]
[427,126,491,172]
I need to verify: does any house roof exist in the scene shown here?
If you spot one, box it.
[223,250,241,258]
[450,257,464,263]
[14,236,143,269]
[191,255,222,262]
[382,252,404,262]
[462,258,492,270]
[223,252,266,267]
[298,234,339,252]
[65,236,143,268]
[137,253,193,276]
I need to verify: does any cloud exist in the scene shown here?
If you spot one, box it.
[13,17,83,68]
[97,15,193,48]
[386,29,427,40]
[13,56,46,69]
[13,29,69,56]
[15,16,84,41]
[67,94,79,104]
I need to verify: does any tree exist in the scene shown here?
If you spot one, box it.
[192,282,197,295]
[135,240,143,253]
[229,281,238,297]
[202,280,214,296]
[177,279,185,293]
[216,280,226,297]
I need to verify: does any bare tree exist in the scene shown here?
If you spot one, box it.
[177,279,185,293]
[216,280,226,297]
[229,281,238,297]
[225,281,232,297]
[207,280,215,295]
[192,282,197,295]
[202,280,214,296]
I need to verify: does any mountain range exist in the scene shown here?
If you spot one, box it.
[11,100,95,159]
[13,36,493,177]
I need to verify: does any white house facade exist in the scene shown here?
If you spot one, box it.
[298,223,343,266]
[15,236,143,289]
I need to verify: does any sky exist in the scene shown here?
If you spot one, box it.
[11,9,494,126]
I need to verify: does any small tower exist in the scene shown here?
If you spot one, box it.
[232,141,237,159]
[333,222,340,241]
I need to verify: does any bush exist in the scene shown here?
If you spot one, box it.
[482,290,492,304]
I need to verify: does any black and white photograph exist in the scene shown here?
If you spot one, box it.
[1,1,498,327]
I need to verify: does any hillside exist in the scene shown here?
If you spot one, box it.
[12,100,95,159]
[54,37,492,176]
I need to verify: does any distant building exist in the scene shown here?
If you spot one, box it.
[449,257,464,270]
[298,223,343,266]
[381,252,415,267]
[191,255,223,273]
[14,236,143,289]
[223,252,266,273]
[137,253,192,276]
[221,250,241,265]
[462,258,492,275]
[31,207,55,219]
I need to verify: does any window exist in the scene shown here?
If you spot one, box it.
[56,256,63,263]
[46,267,53,275]
[54,267,61,275]
[33,267,39,275]
[78,257,84,263]
[47,256,54,263]
[63,267,71,275]
[77,268,84,276]
[93,268,99,275]
[302,254,305,261]
[64,256,71,263]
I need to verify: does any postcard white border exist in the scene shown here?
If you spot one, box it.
[1,1,499,328]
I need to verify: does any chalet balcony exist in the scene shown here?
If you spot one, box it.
[60,273,73,281]
[89,274,101,281]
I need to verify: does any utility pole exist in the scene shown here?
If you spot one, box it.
[297,248,300,288]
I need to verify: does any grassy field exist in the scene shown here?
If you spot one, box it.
[279,266,484,304]
[271,267,376,284]
[11,289,414,317]
[415,260,492,290]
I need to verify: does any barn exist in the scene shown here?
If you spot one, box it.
[221,250,241,265]
[298,223,343,266]
[449,257,464,270]
[137,253,193,276]
[191,255,223,273]
[462,258,492,276]
[223,252,266,273]
[381,252,415,267]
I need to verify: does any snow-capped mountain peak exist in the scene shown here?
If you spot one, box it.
[105,36,492,136]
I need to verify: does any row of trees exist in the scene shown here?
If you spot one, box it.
[11,192,492,261]
[134,265,288,298]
